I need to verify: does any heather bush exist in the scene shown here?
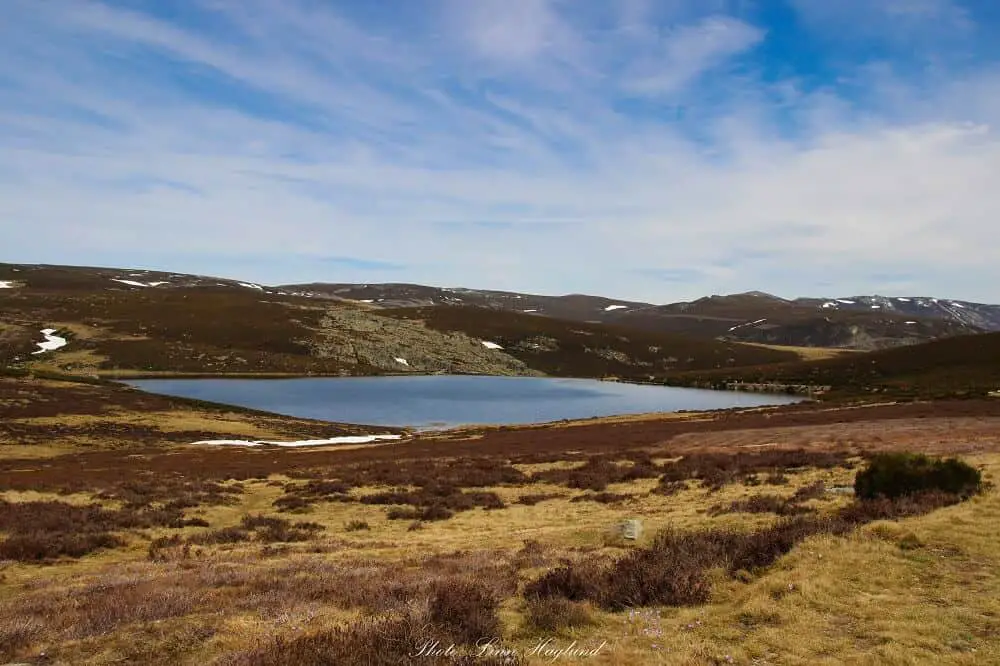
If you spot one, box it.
[854,453,981,500]
[791,480,827,501]
[428,580,501,645]
[709,494,813,517]
[0,531,124,561]
[570,492,630,504]
[523,597,595,633]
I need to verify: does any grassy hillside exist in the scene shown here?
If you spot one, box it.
[380,305,798,378]
[1,264,795,379]
[663,331,1000,400]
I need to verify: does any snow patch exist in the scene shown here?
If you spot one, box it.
[949,302,966,308]
[239,282,265,290]
[896,297,911,302]
[727,318,767,332]
[31,329,68,354]
[394,357,409,366]
[603,305,628,311]
[905,321,918,325]
[523,309,538,313]
[836,299,855,304]
[871,305,880,309]
[821,301,837,308]
[112,278,170,288]
[482,341,504,350]
[359,299,374,303]
[191,434,404,448]
[0,281,16,289]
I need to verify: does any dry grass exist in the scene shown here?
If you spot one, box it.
[0,451,996,664]
[741,342,865,360]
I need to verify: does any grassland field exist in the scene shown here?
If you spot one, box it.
[1,371,999,665]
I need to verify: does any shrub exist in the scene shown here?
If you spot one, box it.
[523,564,605,603]
[599,530,722,609]
[710,494,812,517]
[651,480,686,496]
[386,507,422,521]
[516,493,564,505]
[0,531,124,562]
[345,520,370,532]
[725,517,826,573]
[570,492,630,504]
[272,496,313,513]
[523,597,594,633]
[791,480,827,502]
[0,617,43,661]
[419,505,454,521]
[190,526,251,545]
[428,580,501,645]
[854,453,982,500]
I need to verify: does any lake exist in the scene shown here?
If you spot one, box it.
[126,375,803,430]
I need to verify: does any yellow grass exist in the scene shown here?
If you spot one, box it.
[741,342,865,360]
[2,440,998,664]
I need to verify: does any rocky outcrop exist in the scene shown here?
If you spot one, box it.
[310,306,540,376]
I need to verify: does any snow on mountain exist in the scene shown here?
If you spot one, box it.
[796,295,1000,332]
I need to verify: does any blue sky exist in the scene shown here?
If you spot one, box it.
[1,0,999,302]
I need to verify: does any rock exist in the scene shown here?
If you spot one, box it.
[620,519,642,541]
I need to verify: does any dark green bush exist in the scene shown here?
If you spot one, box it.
[854,453,981,500]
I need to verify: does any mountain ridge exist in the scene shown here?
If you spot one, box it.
[2,263,995,358]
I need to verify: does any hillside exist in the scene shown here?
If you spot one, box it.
[796,295,1000,331]
[662,331,1000,401]
[280,281,655,322]
[378,305,797,378]
[283,283,994,350]
[611,293,981,350]
[0,263,793,379]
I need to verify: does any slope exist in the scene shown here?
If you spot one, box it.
[378,305,797,379]
[662,331,1000,401]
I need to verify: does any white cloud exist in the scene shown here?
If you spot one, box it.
[445,0,568,62]
[1,0,999,303]
[623,16,765,95]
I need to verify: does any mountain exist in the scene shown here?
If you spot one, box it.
[279,282,655,323]
[793,295,1000,331]
[286,284,997,350]
[0,263,794,379]
[609,292,982,350]
[3,264,995,369]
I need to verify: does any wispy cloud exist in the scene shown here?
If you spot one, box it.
[1,0,999,301]
[623,16,765,95]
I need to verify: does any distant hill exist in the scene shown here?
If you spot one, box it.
[662,331,1000,401]
[291,284,988,350]
[793,295,1000,331]
[0,263,794,379]
[3,263,995,377]
[279,282,655,323]
[611,292,981,350]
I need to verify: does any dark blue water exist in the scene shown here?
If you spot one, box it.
[126,376,802,429]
